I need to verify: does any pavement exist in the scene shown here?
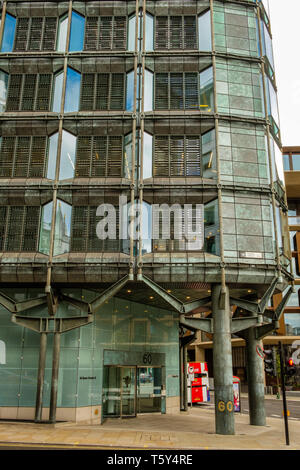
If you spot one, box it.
[0,396,300,450]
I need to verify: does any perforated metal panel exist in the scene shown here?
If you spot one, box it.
[155,73,169,110]
[76,137,92,177]
[14,136,31,177]
[80,74,96,111]
[84,16,126,50]
[0,207,7,251]
[155,16,197,50]
[75,136,122,178]
[14,17,57,51]
[5,206,24,251]
[30,136,47,177]
[80,73,124,111]
[21,74,37,111]
[36,74,52,111]
[0,137,15,177]
[107,136,122,177]
[110,74,124,110]
[155,73,199,110]
[95,74,109,110]
[6,74,22,111]
[71,206,89,251]
[23,207,40,251]
[92,136,107,177]
[154,136,201,177]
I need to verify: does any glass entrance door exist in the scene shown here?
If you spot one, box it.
[137,367,162,413]
[103,366,136,418]
[121,366,136,417]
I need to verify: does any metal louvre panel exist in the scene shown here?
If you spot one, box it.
[170,136,185,176]
[84,17,99,50]
[170,17,183,49]
[76,136,92,177]
[21,74,37,111]
[155,73,168,110]
[95,74,109,110]
[36,74,52,111]
[107,136,122,176]
[42,17,57,51]
[0,137,15,177]
[14,136,31,177]
[113,17,126,50]
[154,136,169,176]
[6,75,22,111]
[184,16,197,49]
[80,74,96,111]
[185,136,201,176]
[99,17,112,50]
[28,17,43,51]
[185,73,199,109]
[88,206,101,251]
[92,136,107,177]
[14,17,29,51]
[0,207,7,251]
[22,207,40,251]
[103,207,119,252]
[110,74,124,110]
[5,206,24,251]
[170,73,183,109]
[155,16,168,49]
[30,136,47,177]
[71,206,89,251]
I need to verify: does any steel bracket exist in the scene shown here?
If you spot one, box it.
[11,314,94,334]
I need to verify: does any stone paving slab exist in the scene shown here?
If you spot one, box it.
[0,407,299,450]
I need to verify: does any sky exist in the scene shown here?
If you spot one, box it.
[269,0,300,147]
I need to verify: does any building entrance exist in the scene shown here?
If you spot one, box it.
[103,365,162,418]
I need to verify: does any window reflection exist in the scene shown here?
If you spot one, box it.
[59,130,77,180]
[204,200,219,255]
[270,136,284,186]
[52,71,64,112]
[39,201,53,255]
[1,14,16,52]
[57,15,68,52]
[126,68,153,112]
[126,70,135,111]
[0,71,8,112]
[202,129,216,179]
[47,132,59,179]
[284,314,300,335]
[69,11,85,52]
[54,200,72,256]
[128,11,154,52]
[64,67,81,112]
[124,131,153,179]
[198,10,212,51]
[200,67,214,112]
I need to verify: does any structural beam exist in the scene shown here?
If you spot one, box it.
[90,275,130,313]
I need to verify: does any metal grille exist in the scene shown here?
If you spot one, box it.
[6,74,52,112]
[28,17,43,51]
[0,137,15,177]
[155,16,197,50]
[75,136,122,178]
[6,75,22,111]
[5,207,24,251]
[155,73,199,110]
[30,136,47,177]
[22,207,40,251]
[0,207,7,251]
[3,206,40,252]
[14,136,31,177]
[71,206,120,253]
[14,17,57,51]
[84,16,126,50]
[80,74,124,111]
[14,17,29,51]
[154,136,201,177]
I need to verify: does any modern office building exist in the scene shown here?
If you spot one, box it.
[0,0,292,435]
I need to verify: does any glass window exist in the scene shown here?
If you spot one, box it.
[265,77,279,127]
[198,10,212,51]
[64,67,81,112]
[144,69,153,112]
[200,67,214,112]
[284,314,300,335]
[54,200,72,256]
[289,231,297,251]
[1,14,16,52]
[57,15,68,52]
[46,132,59,179]
[145,13,154,51]
[202,129,216,179]
[52,71,64,112]
[292,155,300,171]
[0,71,8,112]
[127,15,136,51]
[126,70,136,111]
[59,130,76,180]
[204,199,219,255]
[124,131,152,180]
[39,201,53,255]
[69,11,85,52]
[270,136,284,186]
[275,205,283,251]
[143,132,153,179]
[262,22,274,70]
[283,154,290,171]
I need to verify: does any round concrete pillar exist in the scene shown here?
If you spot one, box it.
[245,328,266,426]
[212,284,235,435]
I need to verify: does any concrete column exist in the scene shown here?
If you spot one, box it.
[35,332,47,422]
[245,328,266,426]
[49,332,61,423]
[212,284,235,435]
